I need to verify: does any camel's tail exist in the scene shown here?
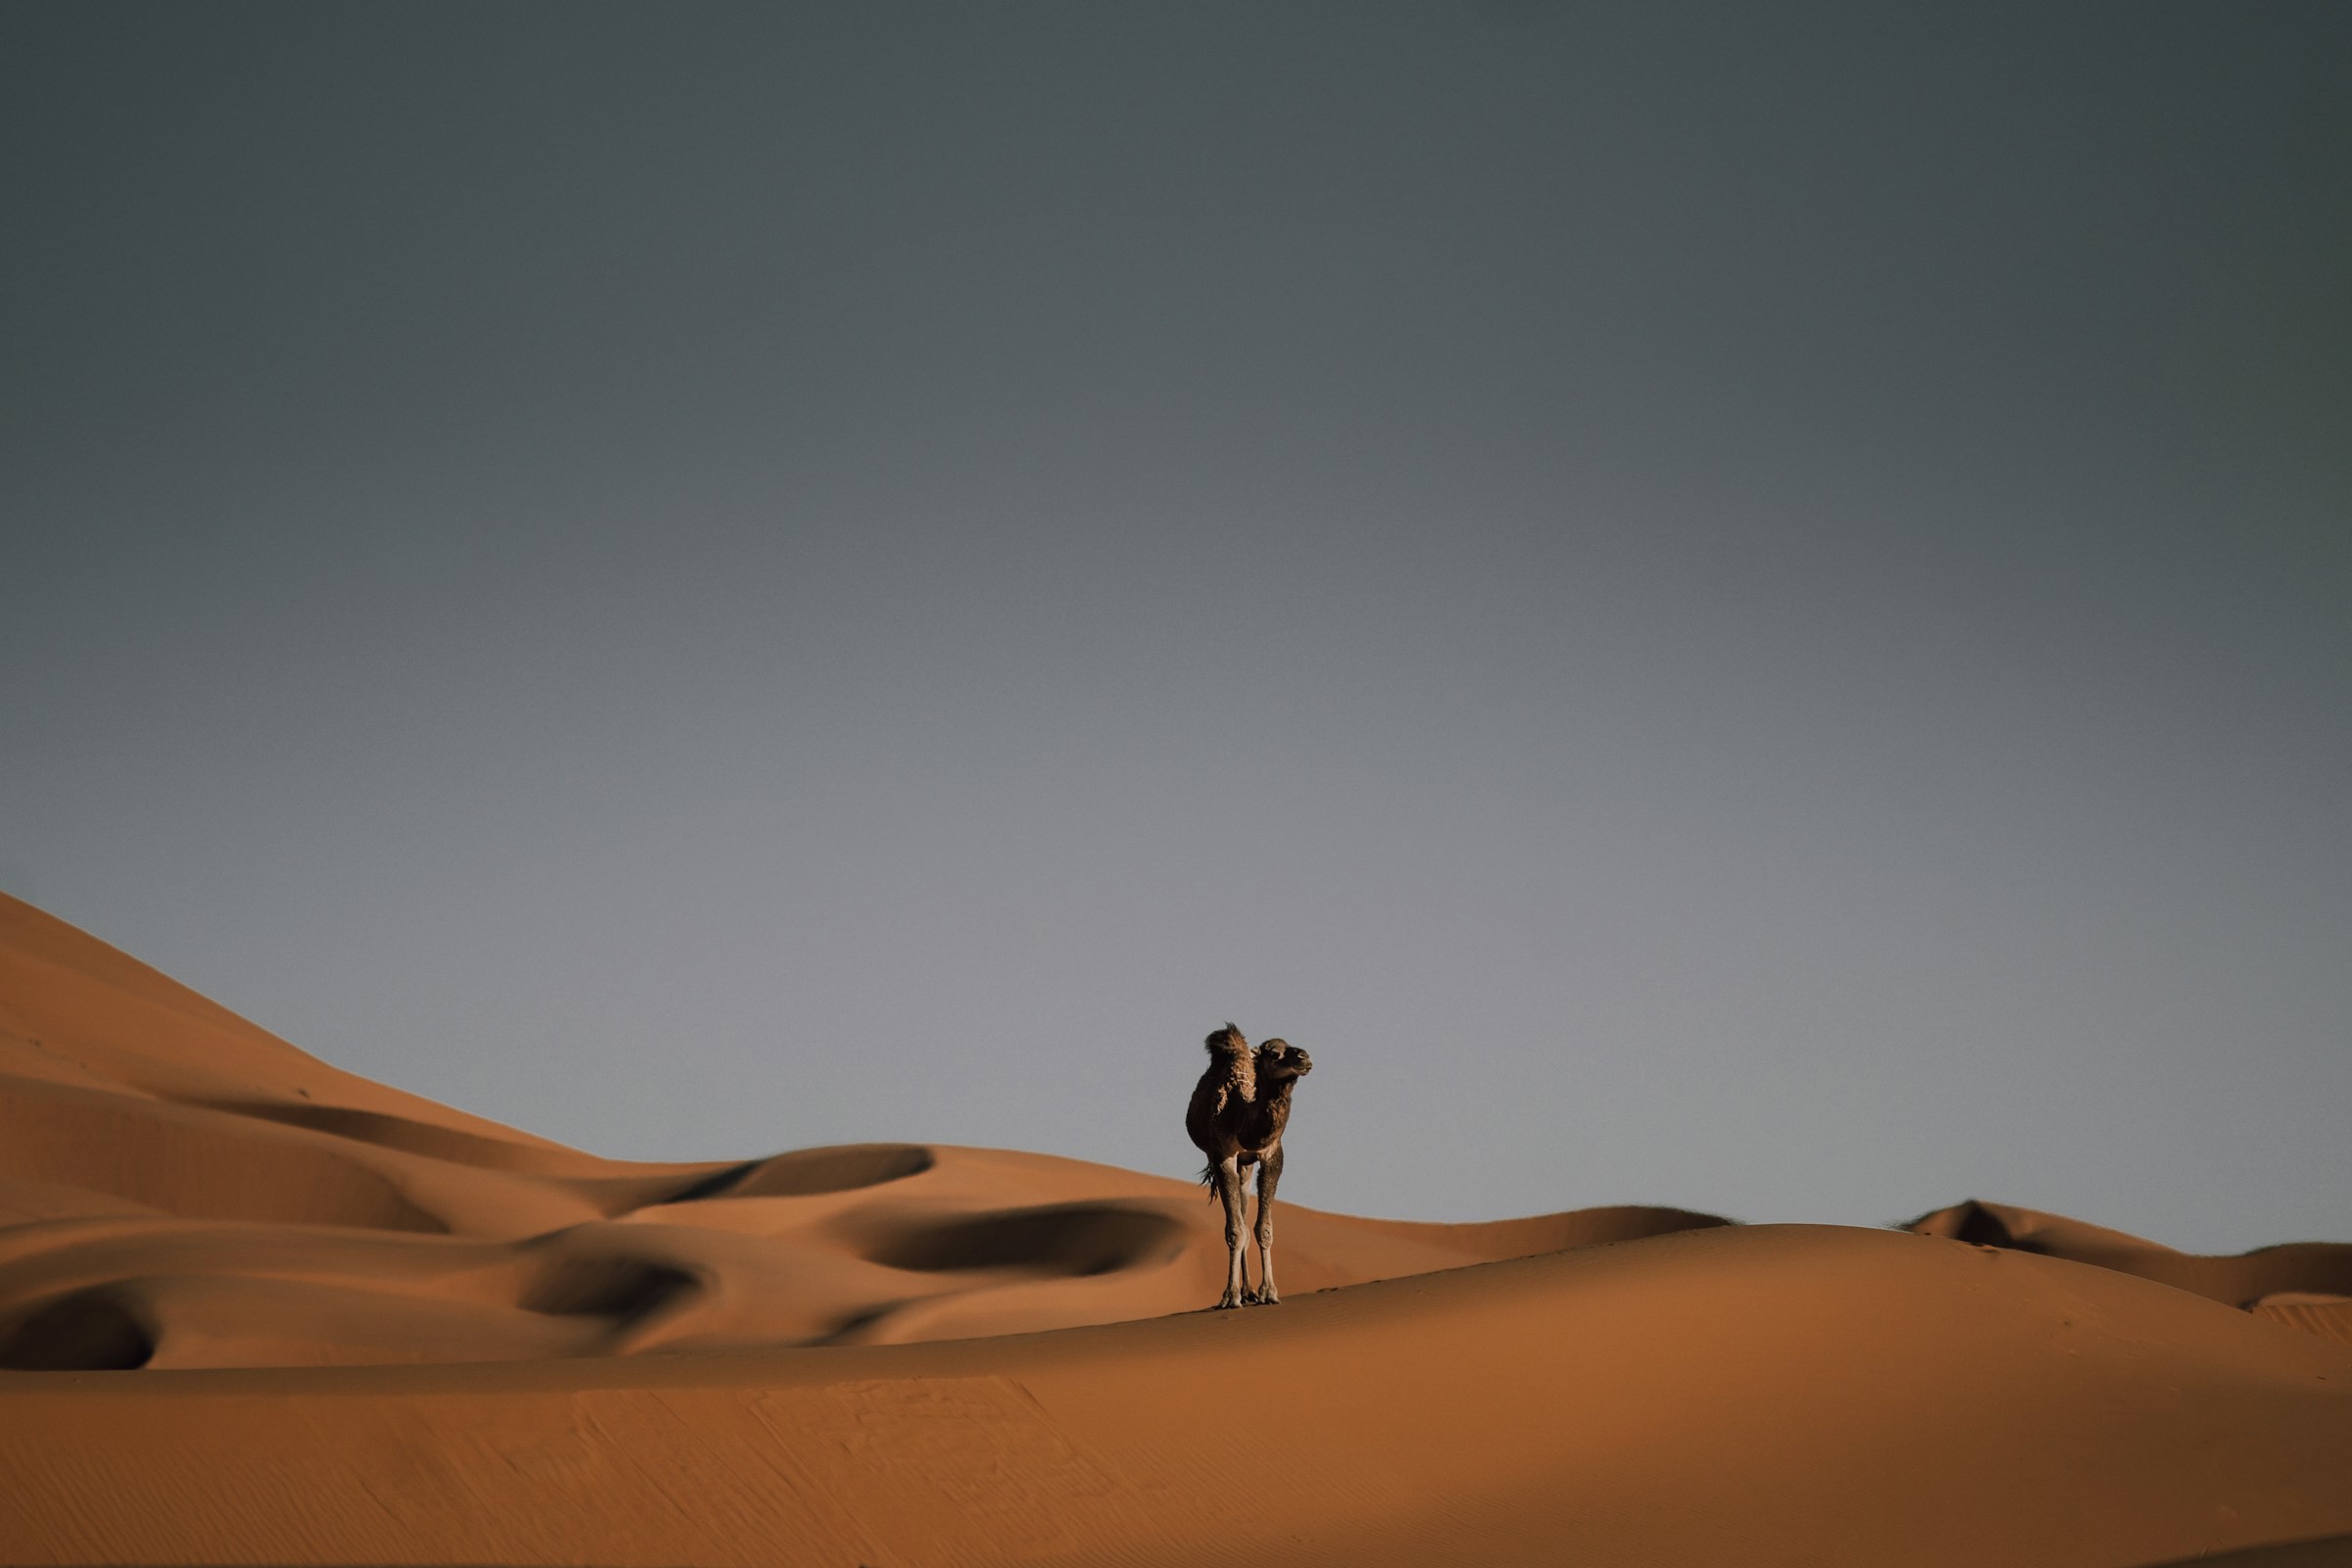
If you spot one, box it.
[1195,1165,1250,1203]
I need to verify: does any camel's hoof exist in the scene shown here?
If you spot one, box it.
[1213,1297,1245,1311]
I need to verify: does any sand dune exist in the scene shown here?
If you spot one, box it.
[3,889,2349,1565]
[1908,1198,2352,1347]
[0,892,1731,1370]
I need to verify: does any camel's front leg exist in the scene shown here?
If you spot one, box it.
[1248,1146,1285,1304]
[1214,1155,1249,1309]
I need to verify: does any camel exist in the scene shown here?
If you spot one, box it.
[1184,1024,1314,1308]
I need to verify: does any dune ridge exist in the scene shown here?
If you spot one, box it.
[3,889,2349,1565]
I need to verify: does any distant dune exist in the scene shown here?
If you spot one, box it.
[2,890,2348,1565]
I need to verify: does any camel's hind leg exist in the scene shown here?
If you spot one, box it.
[1247,1145,1285,1304]
[1213,1154,1249,1309]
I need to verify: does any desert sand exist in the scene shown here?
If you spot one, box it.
[2,888,2347,1565]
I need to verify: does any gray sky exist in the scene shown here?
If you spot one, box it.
[5,3,2346,1251]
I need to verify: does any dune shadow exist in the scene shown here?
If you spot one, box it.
[519,1259,698,1321]
[865,1201,1185,1278]
[1913,1200,2040,1251]
[0,1286,156,1371]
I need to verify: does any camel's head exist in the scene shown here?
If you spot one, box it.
[1204,1022,1249,1058]
[1255,1040,1312,1082]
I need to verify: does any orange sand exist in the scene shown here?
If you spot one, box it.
[2,890,2348,1565]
